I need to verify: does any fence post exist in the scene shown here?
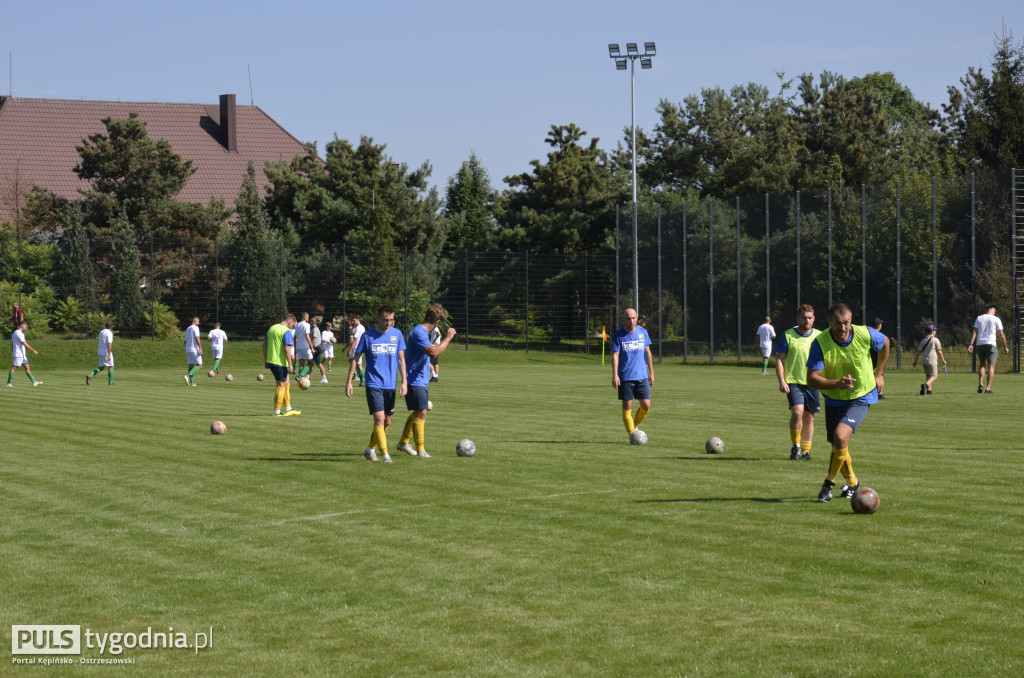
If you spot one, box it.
[736,197,742,363]
[584,252,590,355]
[84,231,91,338]
[403,247,409,330]
[279,241,284,319]
[525,251,529,354]
[657,204,663,363]
[342,243,347,319]
[971,173,977,374]
[896,181,902,369]
[765,192,771,317]
[150,235,156,340]
[796,191,801,310]
[932,177,938,334]
[827,188,833,308]
[861,184,867,324]
[464,248,469,351]
[214,235,220,324]
[683,202,689,364]
[709,198,715,363]
[615,204,620,324]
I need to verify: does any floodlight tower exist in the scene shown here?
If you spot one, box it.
[608,41,655,314]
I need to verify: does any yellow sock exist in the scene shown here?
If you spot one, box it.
[838,448,857,486]
[790,429,801,445]
[274,386,284,411]
[827,447,844,482]
[622,409,635,434]
[413,418,426,452]
[634,406,649,427]
[368,429,378,449]
[375,425,387,455]
[284,382,291,409]
[800,440,812,453]
[400,412,416,445]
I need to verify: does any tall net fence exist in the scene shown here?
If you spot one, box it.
[5,170,1021,371]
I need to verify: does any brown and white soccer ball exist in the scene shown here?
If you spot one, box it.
[851,487,880,514]
[210,421,227,435]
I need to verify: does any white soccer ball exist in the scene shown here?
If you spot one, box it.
[427,400,433,411]
[257,374,265,382]
[298,376,311,391]
[456,438,476,457]
[208,370,216,378]
[629,429,648,446]
[224,373,233,382]
[210,420,226,435]
[706,436,725,454]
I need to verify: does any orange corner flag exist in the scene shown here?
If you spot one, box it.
[602,326,608,341]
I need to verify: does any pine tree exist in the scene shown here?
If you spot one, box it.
[109,209,146,333]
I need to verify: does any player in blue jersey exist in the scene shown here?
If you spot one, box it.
[396,303,457,459]
[611,308,655,440]
[346,305,407,463]
[806,302,890,503]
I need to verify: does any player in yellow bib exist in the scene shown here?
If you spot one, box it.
[774,304,821,460]
[806,302,889,503]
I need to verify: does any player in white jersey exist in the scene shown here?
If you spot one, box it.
[967,305,1009,394]
[320,321,337,372]
[207,322,228,375]
[294,312,315,381]
[87,321,115,385]
[348,315,366,385]
[7,321,42,387]
[755,316,776,375]
[183,317,203,386]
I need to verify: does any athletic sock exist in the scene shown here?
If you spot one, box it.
[26,371,36,383]
[413,417,426,452]
[790,429,801,445]
[6,372,12,385]
[89,368,101,379]
[400,412,416,445]
[622,409,635,434]
[800,440,812,453]
[188,365,201,379]
[274,386,284,412]
[107,369,114,385]
[827,448,844,482]
[762,359,769,371]
[284,382,291,409]
[374,425,387,454]
[838,448,856,487]
[634,406,649,427]
[213,359,221,372]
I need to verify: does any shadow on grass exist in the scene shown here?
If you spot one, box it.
[246,452,360,463]
[665,455,765,461]
[637,496,802,504]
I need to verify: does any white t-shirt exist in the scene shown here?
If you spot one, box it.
[208,328,227,353]
[973,314,1003,346]
[185,324,201,354]
[756,323,776,350]
[349,323,365,358]
[294,321,311,351]
[12,329,27,361]
[98,328,114,356]
[321,330,335,345]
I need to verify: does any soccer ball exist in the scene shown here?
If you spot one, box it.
[427,400,433,411]
[210,420,226,435]
[629,429,648,445]
[208,370,216,378]
[257,374,265,382]
[297,376,311,390]
[851,487,880,514]
[705,436,725,454]
[224,374,233,382]
[456,438,476,457]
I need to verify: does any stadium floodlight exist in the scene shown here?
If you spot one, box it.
[607,40,657,314]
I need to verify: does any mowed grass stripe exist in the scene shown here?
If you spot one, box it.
[2,357,1022,676]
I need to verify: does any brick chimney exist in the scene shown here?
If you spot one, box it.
[219,94,237,152]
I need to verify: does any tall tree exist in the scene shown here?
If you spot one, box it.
[109,209,146,333]
[224,162,283,333]
[74,113,227,239]
[444,153,497,250]
[943,27,1024,171]
[497,123,617,254]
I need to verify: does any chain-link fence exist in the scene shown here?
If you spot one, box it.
[4,169,1021,371]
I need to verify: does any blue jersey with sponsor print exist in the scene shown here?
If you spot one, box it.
[357,326,406,389]
[612,327,651,381]
[405,324,433,388]
[806,326,886,406]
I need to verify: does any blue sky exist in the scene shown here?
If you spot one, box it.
[4,1,1022,193]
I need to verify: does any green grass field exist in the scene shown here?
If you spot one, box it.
[3,345,1023,676]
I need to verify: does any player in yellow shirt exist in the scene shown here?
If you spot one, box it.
[806,302,889,503]
[774,304,821,460]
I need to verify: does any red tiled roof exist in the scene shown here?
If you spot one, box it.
[0,95,308,222]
